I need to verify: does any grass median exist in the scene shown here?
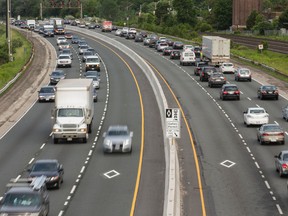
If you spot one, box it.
[0,25,32,90]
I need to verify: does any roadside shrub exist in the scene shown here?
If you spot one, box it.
[12,38,23,49]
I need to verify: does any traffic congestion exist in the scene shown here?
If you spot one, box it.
[1,17,288,216]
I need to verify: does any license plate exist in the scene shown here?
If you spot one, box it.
[270,139,276,142]
[228,91,234,94]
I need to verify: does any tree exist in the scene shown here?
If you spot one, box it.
[246,10,259,30]
[278,8,288,28]
[155,1,170,25]
[172,0,197,26]
[211,0,232,30]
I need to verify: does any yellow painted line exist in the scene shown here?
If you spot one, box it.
[81,36,144,215]
[146,61,207,216]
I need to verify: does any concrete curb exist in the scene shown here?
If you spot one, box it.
[66,26,181,216]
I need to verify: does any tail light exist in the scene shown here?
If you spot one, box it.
[261,91,267,94]
[235,90,240,94]
[262,133,269,136]
[282,163,288,169]
[223,91,228,95]
[201,72,204,76]
[277,132,284,136]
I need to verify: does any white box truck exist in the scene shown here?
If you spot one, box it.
[27,19,36,30]
[52,79,94,144]
[202,36,230,65]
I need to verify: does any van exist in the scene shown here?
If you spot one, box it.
[180,50,196,66]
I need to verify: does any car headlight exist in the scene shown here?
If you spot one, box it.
[124,139,130,145]
[49,176,59,181]
[105,139,112,146]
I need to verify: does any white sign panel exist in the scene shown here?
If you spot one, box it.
[166,108,181,138]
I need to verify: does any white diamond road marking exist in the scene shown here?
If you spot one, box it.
[104,170,120,179]
[220,160,236,168]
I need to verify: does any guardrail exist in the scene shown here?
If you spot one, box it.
[0,28,34,95]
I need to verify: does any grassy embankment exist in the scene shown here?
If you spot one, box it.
[231,46,288,82]
[0,25,32,89]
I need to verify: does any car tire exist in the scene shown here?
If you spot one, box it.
[279,169,284,177]
[83,138,87,143]
[281,140,285,145]
[260,139,264,145]
[276,96,279,100]
[237,96,240,100]
[54,138,59,144]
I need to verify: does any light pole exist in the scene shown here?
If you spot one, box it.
[6,0,13,62]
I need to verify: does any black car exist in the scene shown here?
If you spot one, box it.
[126,32,136,39]
[28,159,64,189]
[71,35,79,44]
[112,25,118,31]
[194,61,209,76]
[139,31,147,38]
[257,85,279,100]
[43,29,54,37]
[199,66,218,81]
[49,70,66,85]
[220,84,240,100]
[134,34,143,42]
[173,41,184,49]
[162,47,173,56]
[170,50,181,60]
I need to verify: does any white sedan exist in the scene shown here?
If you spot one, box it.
[56,36,67,45]
[243,107,269,127]
[220,62,235,74]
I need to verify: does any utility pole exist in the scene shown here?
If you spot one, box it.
[6,0,13,62]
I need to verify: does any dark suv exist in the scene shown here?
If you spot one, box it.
[199,66,218,81]
[0,176,49,216]
[220,84,240,100]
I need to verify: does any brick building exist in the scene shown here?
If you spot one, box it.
[232,0,263,29]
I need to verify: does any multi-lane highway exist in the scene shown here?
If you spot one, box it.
[1,25,288,216]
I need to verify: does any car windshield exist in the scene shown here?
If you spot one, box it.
[225,86,238,91]
[52,71,63,76]
[83,52,93,56]
[263,125,281,131]
[32,162,57,172]
[40,87,54,93]
[3,194,40,207]
[108,130,128,136]
[59,55,70,59]
[263,86,276,90]
[86,58,99,63]
[58,108,83,117]
[239,69,250,74]
[250,109,265,114]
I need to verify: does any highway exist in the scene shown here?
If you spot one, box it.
[1,25,288,216]
[66,26,288,216]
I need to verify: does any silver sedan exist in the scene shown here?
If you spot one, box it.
[102,125,133,153]
[257,124,285,145]
[275,150,288,177]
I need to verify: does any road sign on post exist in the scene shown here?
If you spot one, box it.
[166,108,181,138]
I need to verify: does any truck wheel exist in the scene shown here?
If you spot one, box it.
[83,138,87,143]
[54,138,58,144]
[88,123,92,133]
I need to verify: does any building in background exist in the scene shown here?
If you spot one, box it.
[232,0,263,29]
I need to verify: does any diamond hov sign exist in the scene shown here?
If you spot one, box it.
[165,108,181,138]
